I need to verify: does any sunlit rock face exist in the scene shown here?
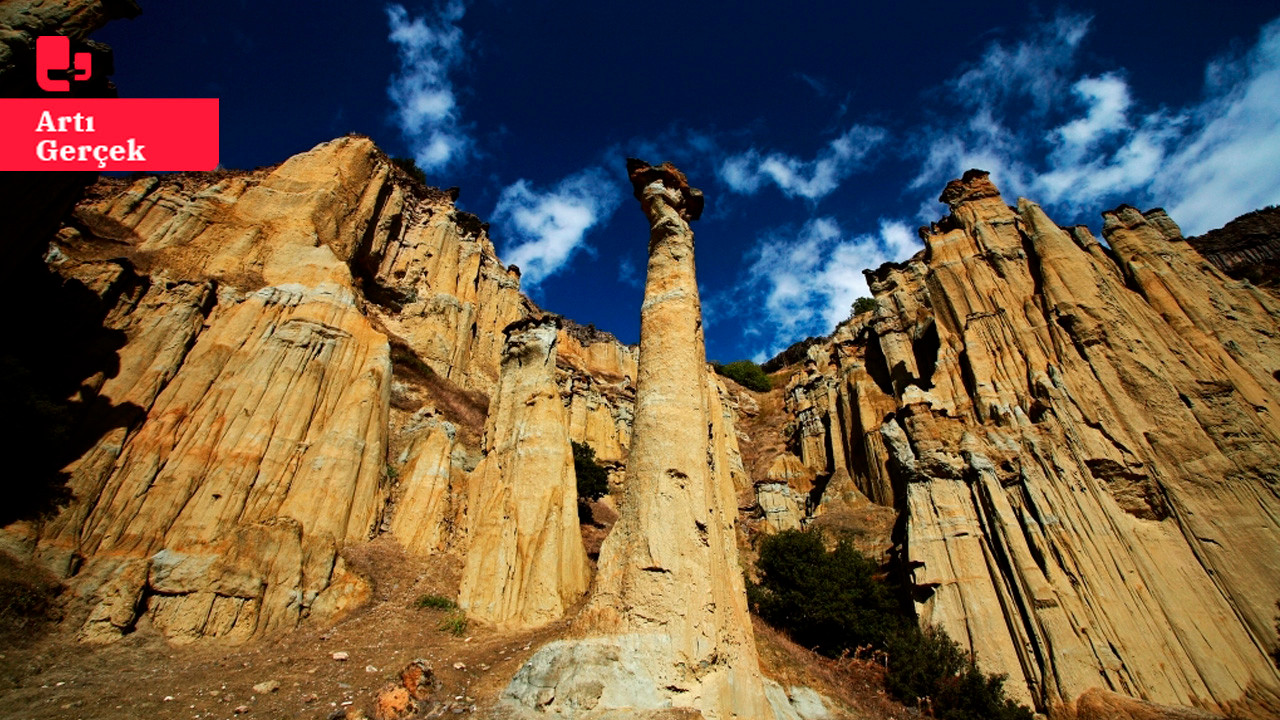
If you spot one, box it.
[773,169,1280,717]
[0,137,534,643]
[0,136,742,649]
[458,316,589,630]
[502,160,772,720]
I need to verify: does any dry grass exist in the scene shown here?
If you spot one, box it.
[0,538,577,720]
[0,553,64,649]
[729,372,793,487]
[753,616,911,720]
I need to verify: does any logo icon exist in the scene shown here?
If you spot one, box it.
[36,36,92,93]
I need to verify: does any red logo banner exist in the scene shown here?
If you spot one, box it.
[0,98,219,171]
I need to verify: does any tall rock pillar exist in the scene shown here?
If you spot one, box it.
[503,160,771,719]
[458,316,589,629]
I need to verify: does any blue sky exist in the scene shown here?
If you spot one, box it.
[97,2,1280,362]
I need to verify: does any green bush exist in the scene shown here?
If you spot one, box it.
[853,296,876,315]
[438,611,468,636]
[413,593,457,610]
[572,441,610,501]
[749,528,1033,720]
[391,156,428,186]
[713,359,772,392]
[887,626,1033,720]
[748,528,903,656]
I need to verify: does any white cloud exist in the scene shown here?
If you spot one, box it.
[1052,75,1132,163]
[738,218,922,361]
[912,13,1280,235]
[719,125,887,202]
[385,2,470,172]
[952,13,1092,117]
[1157,18,1280,233]
[494,169,621,288]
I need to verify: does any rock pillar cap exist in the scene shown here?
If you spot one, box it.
[626,158,704,221]
[939,168,1001,209]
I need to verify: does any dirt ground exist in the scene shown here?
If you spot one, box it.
[0,535,916,720]
[0,540,571,720]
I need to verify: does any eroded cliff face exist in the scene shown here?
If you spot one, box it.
[767,170,1280,717]
[0,137,636,645]
[459,316,589,629]
[0,135,751,653]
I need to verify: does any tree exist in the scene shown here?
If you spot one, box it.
[853,296,876,315]
[748,528,1034,720]
[712,359,772,392]
[886,626,1033,720]
[748,529,902,655]
[572,441,609,501]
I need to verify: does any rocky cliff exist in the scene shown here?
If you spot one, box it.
[1186,205,1280,291]
[761,170,1280,717]
[0,136,684,649]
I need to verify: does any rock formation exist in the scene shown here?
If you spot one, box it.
[502,160,771,719]
[557,321,637,470]
[0,133,755,652]
[1186,205,1280,291]
[458,316,589,629]
[0,138,520,642]
[767,170,1280,717]
[0,0,139,97]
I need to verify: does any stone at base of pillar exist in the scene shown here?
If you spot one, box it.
[500,635,829,719]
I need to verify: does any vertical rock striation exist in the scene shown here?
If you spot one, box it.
[0,135,752,652]
[503,160,770,719]
[458,316,589,629]
[769,170,1280,718]
[1,137,540,643]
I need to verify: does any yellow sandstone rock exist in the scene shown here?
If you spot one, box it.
[503,160,771,719]
[458,316,590,629]
[776,169,1280,717]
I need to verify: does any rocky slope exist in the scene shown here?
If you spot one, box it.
[4,3,1280,710]
[758,170,1280,718]
[1186,205,1280,291]
[0,137,684,654]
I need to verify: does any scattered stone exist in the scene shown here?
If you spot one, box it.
[163,696,174,702]
[365,665,378,673]
[251,680,279,694]
[233,705,250,715]
[452,662,465,671]
[302,693,319,703]
[332,652,350,662]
